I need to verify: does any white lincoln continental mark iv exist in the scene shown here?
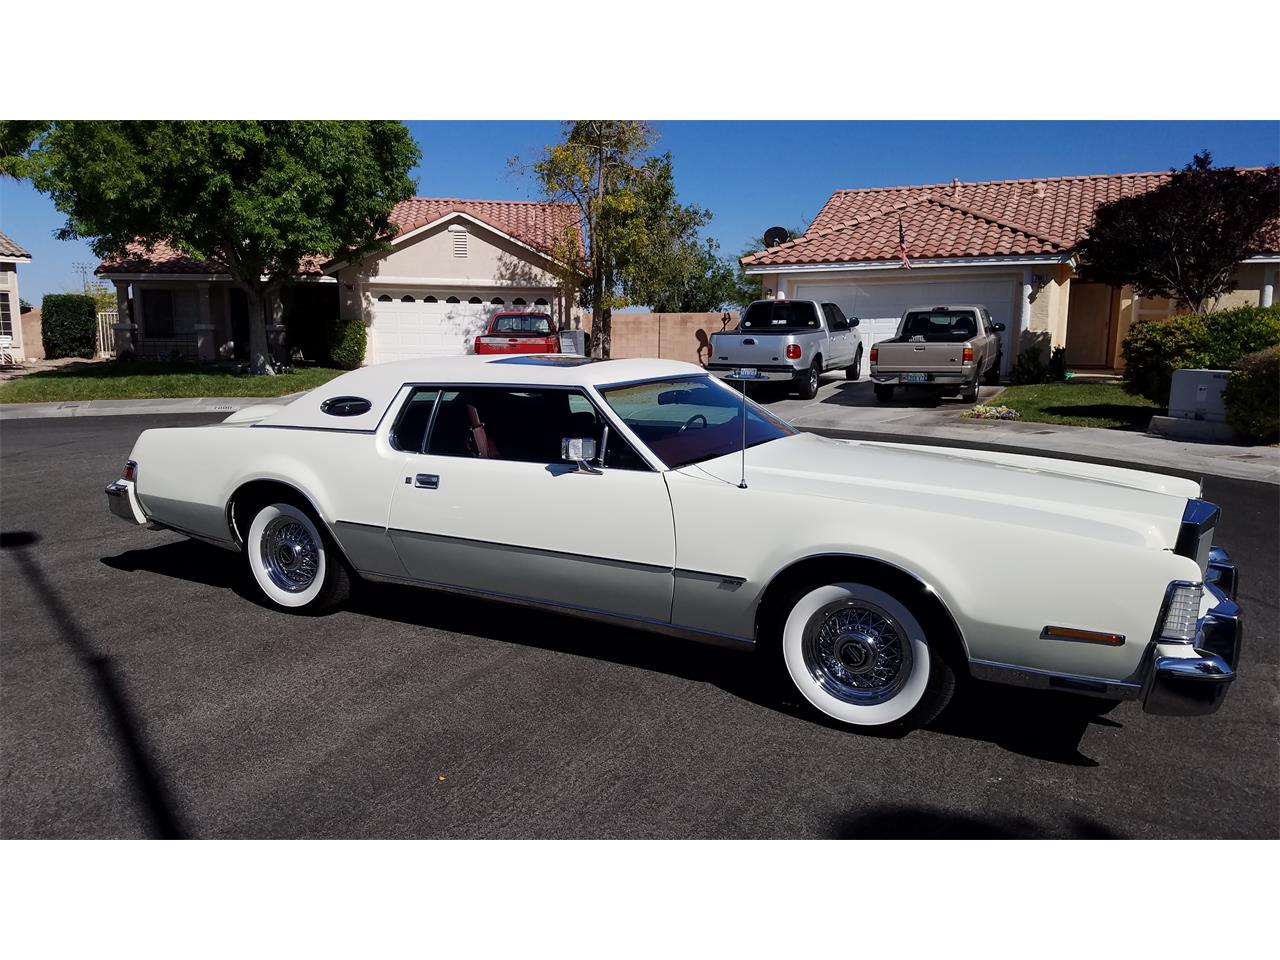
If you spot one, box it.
[106,355,1242,731]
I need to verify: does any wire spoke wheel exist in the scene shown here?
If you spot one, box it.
[260,516,320,592]
[802,599,913,706]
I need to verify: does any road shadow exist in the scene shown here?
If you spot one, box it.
[830,805,1121,839]
[5,530,189,838]
[100,539,1112,766]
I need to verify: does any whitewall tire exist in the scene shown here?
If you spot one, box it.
[781,582,941,728]
[246,502,347,611]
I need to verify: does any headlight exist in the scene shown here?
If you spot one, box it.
[1159,581,1202,643]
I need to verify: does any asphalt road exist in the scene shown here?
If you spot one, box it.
[2,413,1276,838]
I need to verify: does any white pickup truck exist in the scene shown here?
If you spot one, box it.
[707,299,863,399]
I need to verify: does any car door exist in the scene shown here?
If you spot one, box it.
[821,303,852,368]
[384,384,676,622]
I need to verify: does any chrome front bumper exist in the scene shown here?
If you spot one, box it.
[1143,547,1242,717]
[105,480,147,525]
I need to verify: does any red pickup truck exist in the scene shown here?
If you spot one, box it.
[473,312,560,355]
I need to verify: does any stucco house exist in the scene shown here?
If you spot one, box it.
[741,170,1280,376]
[95,198,583,366]
[0,230,33,364]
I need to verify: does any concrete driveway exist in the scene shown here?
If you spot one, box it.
[746,372,999,425]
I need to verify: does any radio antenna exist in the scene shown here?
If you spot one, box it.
[725,367,768,489]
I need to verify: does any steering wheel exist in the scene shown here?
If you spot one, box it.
[679,413,708,433]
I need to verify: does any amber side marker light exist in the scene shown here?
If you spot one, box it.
[1040,626,1125,645]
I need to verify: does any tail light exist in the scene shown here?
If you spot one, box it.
[474,336,483,351]
[962,345,974,363]
[869,346,878,364]
[785,343,802,360]
[122,460,137,482]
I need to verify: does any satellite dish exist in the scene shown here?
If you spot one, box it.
[762,226,791,248]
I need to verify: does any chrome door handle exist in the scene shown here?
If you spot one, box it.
[414,473,439,490]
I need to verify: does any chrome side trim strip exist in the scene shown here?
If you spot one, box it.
[251,424,377,435]
[383,525,674,574]
[969,658,1143,701]
[360,570,755,651]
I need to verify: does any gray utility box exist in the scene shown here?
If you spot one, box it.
[558,329,587,356]
[1168,369,1231,422]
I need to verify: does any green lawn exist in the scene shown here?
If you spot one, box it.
[992,381,1163,431]
[0,361,345,404]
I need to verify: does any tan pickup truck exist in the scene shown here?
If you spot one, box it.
[869,304,1004,403]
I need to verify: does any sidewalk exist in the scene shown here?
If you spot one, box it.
[0,395,292,420]
[781,385,1279,485]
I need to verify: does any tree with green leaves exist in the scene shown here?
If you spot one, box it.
[22,121,420,372]
[519,122,729,355]
[1076,152,1280,313]
[0,121,50,179]
[518,121,654,357]
[619,154,734,312]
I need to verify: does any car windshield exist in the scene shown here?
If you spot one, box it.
[736,300,820,333]
[902,310,979,341]
[491,314,553,335]
[599,375,796,469]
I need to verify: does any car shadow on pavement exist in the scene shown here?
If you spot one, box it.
[829,805,1121,839]
[6,530,189,839]
[100,538,1112,767]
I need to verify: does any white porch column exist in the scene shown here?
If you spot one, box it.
[1262,265,1276,308]
[775,276,787,299]
[1018,268,1034,363]
[112,281,136,358]
[194,282,216,362]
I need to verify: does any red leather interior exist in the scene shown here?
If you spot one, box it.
[465,403,499,459]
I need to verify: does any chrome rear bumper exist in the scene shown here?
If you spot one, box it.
[1143,548,1241,717]
[105,480,147,525]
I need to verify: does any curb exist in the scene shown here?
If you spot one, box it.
[0,395,298,421]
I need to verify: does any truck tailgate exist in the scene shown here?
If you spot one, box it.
[711,334,792,365]
[874,341,966,372]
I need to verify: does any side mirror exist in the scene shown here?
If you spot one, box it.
[849,317,860,327]
[561,436,600,474]
[992,322,1006,332]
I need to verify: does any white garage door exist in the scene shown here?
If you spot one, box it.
[368,293,493,364]
[794,277,1018,376]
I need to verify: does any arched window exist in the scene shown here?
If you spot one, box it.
[468,296,482,304]
[424,296,438,303]
[534,298,548,306]
[446,296,460,304]
[401,294,415,302]
[377,294,392,302]
[513,297,527,306]
[490,297,504,305]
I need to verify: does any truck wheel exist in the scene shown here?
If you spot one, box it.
[245,501,350,612]
[796,360,821,400]
[874,384,894,403]
[961,378,979,403]
[777,581,955,731]
[846,347,863,380]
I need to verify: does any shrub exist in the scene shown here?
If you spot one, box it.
[1223,346,1279,444]
[1009,345,1047,385]
[41,294,98,359]
[1047,345,1068,382]
[327,318,367,370]
[1202,304,1280,369]
[1121,304,1280,404]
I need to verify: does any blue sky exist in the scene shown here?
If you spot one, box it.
[3,120,1277,304]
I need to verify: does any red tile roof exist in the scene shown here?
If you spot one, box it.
[0,230,32,260]
[97,198,582,276]
[742,170,1278,267]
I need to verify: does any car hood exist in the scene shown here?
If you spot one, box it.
[686,432,1198,551]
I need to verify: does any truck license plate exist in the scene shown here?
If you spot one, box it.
[903,373,928,383]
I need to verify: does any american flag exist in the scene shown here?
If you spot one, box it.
[898,216,912,269]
